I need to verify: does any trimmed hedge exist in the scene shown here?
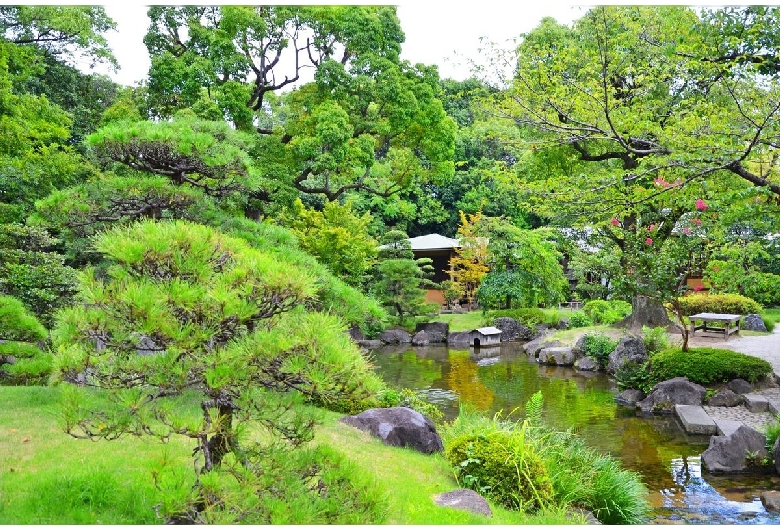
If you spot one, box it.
[676,293,761,316]
[649,347,772,385]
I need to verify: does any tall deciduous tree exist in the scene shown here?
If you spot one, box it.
[478,6,780,324]
[139,6,455,212]
[278,198,377,288]
[476,220,568,309]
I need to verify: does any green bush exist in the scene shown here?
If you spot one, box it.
[641,326,670,354]
[677,293,762,316]
[766,413,780,453]
[583,299,632,325]
[445,431,554,511]
[568,311,593,328]
[615,361,654,393]
[649,347,773,385]
[488,308,547,328]
[441,400,649,524]
[762,316,776,333]
[581,333,618,368]
[0,294,47,342]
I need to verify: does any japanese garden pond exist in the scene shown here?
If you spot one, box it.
[371,342,780,524]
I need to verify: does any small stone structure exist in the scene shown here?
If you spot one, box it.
[465,327,502,348]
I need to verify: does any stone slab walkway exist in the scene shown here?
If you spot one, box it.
[674,329,780,434]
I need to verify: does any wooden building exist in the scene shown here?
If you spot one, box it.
[407,234,460,305]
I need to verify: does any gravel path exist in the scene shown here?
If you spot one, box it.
[688,327,780,377]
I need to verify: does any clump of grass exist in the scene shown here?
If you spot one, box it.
[439,397,649,525]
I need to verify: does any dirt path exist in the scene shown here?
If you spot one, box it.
[687,327,780,377]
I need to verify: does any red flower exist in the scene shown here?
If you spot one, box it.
[611,217,620,227]
[692,218,702,226]
[645,237,653,245]
[649,223,656,231]
[713,265,721,272]
[693,285,703,292]
[654,178,667,187]
[695,199,708,211]
[683,227,691,235]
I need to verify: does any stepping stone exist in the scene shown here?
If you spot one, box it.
[675,404,717,435]
[744,394,769,413]
[767,398,780,416]
[714,418,743,437]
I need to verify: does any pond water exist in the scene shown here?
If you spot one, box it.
[370,342,780,524]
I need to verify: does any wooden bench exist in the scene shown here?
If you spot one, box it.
[689,313,742,341]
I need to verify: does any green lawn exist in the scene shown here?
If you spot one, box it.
[0,385,580,525]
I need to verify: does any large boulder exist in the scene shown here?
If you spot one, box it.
[538,347,578,366]
[434,489,492,517]
[707,388,744,407]
[742,314,767,332]
[356,339,384,349]
[575,356,601,372]
[339,407,443,454]
[523,338,562,358]
[761,491,780,513]
[615,389,646,407]
[774,436,780,475]
[412,330,430,346]
[701,425,768,473]
[379,329,412,344]
[492,317,533,342]
[416,322,450,337]
[348,326,365,341]
[727,379,754,395]
[607,336,647,374]
[636,377,706,414]
[448,330,472,345]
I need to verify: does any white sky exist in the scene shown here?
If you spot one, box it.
[91,3,589,87]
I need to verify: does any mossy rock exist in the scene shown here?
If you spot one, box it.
[445,431,553,511]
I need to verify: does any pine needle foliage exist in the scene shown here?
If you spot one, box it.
[51,219,388,523]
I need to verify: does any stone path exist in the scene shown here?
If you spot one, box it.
[677,328,780,433]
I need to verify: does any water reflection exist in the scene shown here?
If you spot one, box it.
[370,342,780,524]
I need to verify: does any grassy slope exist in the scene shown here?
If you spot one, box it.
[0,386,578,525]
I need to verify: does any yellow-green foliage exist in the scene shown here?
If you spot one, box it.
[445,431,554,511]
[677,293,761,315]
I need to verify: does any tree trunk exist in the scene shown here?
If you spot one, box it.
[617,294,677,333]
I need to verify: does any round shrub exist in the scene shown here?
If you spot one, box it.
[569,311,593,328]
[677,293,762,316]
[649,347,773,385]
[583,299,632,325]
[445,431,554,511]
[581,333,618,367]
